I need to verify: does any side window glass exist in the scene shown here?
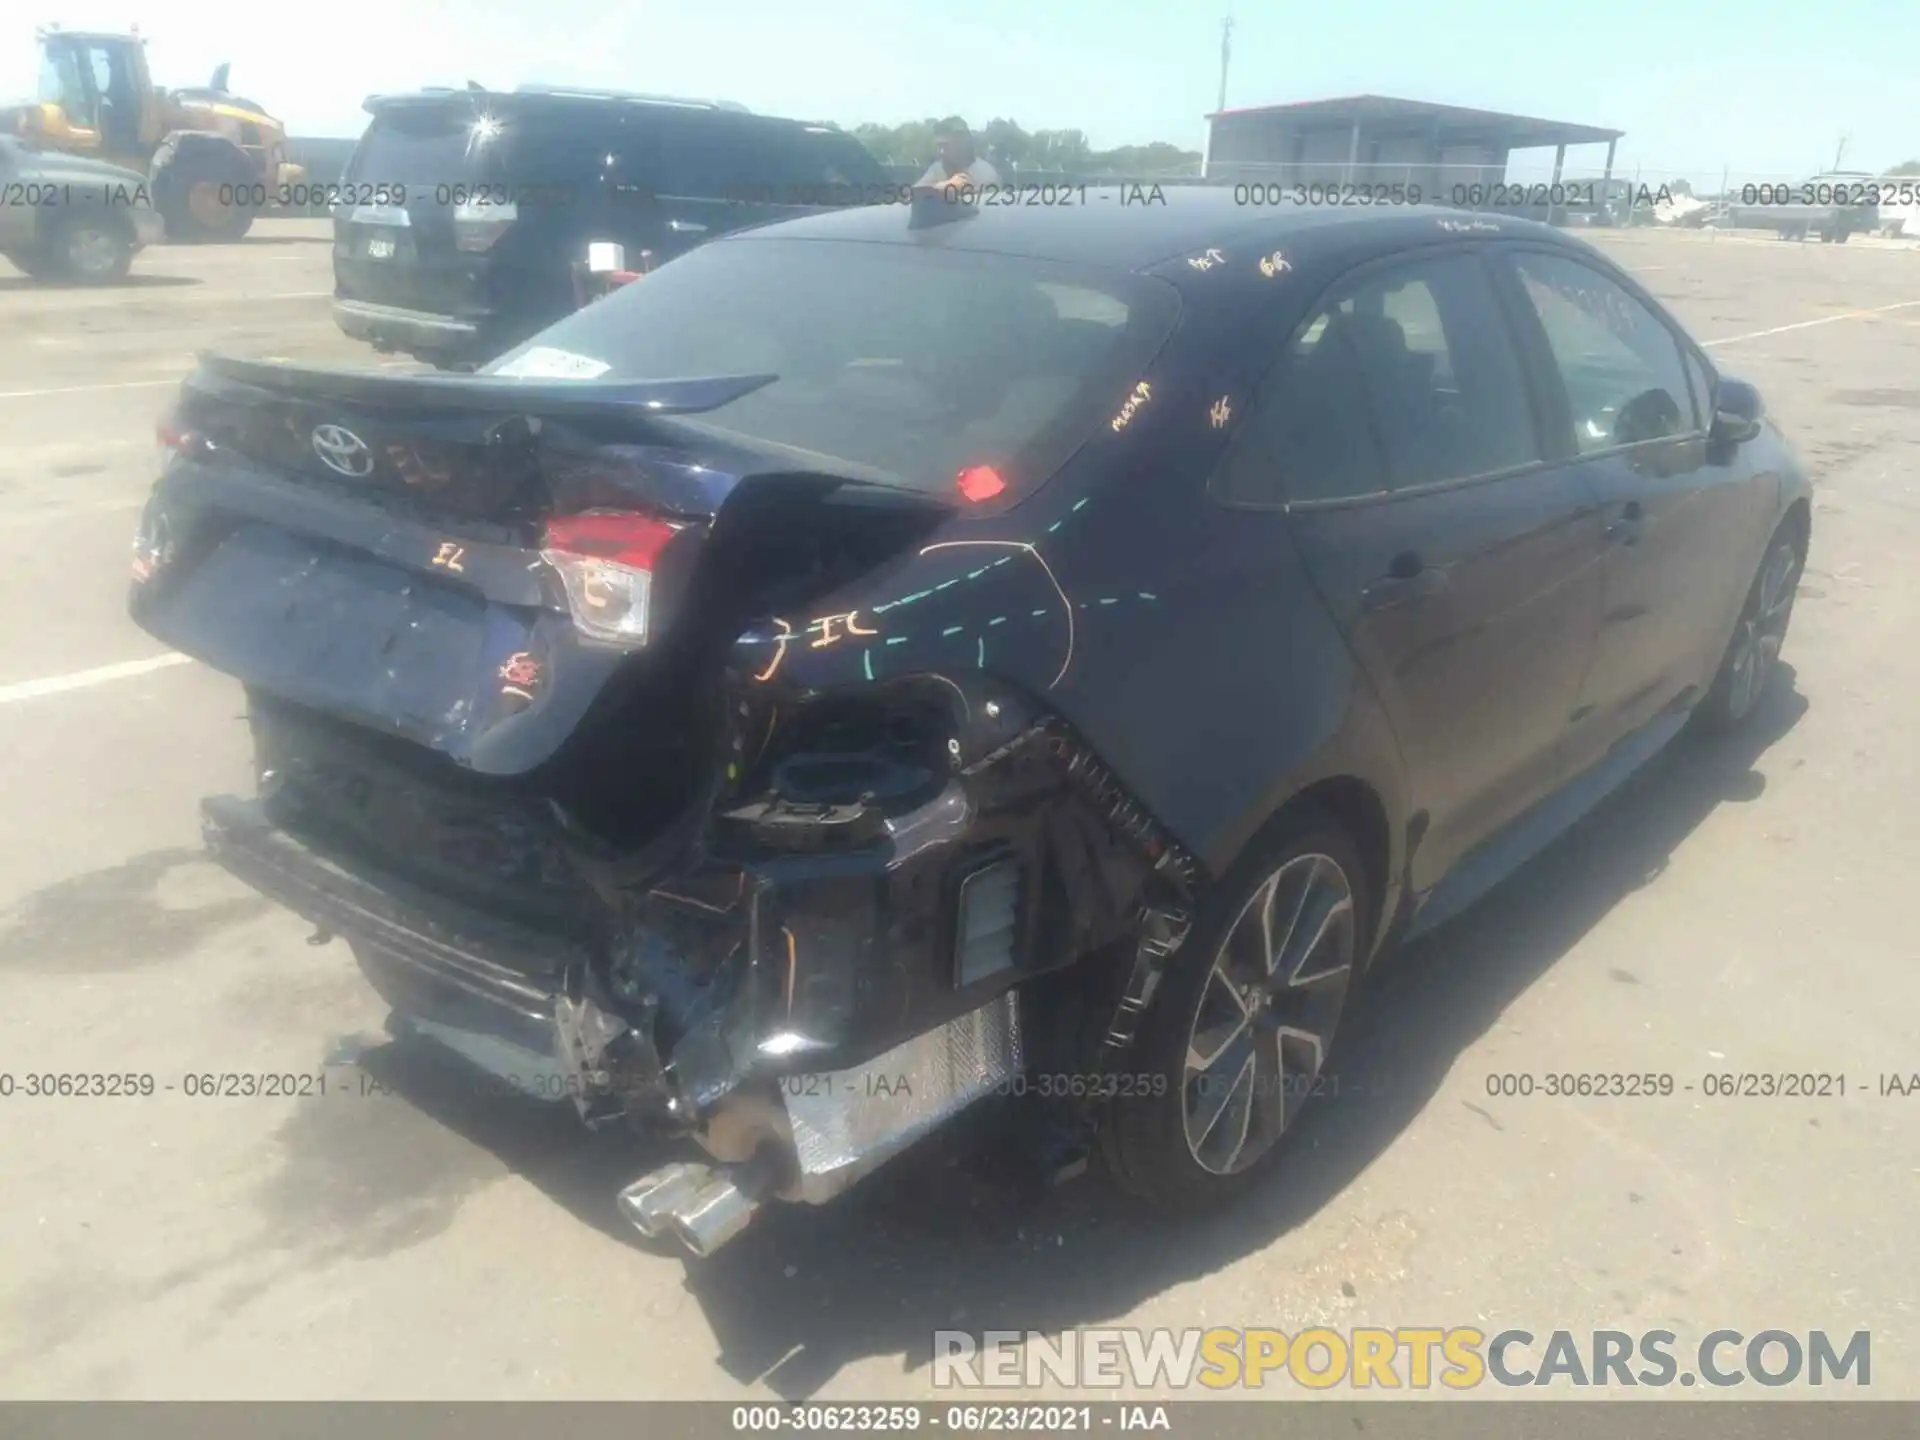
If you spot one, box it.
[637,113,714,197]
[1512,252,1697,452]
[1348,254,1539,488]
[1216,253,1540,505]
[39,49,96,127]
[1214,306,1387,505]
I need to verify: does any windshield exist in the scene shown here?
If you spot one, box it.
[484,237,1179,500]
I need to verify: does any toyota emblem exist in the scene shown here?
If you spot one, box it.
[311,423,374,478]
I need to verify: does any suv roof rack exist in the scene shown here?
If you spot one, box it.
[511,84,751,112]
[363,85,756,115]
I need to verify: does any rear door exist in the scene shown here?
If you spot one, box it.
[1494,247,1761,773]
[1218,248,1606,891]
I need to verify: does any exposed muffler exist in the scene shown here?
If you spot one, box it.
[617,1160,761,1257]
[618,991,1027,1256]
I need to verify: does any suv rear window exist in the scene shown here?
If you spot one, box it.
[345,100,614,194]
[485,237,1180,501]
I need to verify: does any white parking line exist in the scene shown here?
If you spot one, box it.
[0,379,177,401]
[0,496,146,527]
[1702,299,1920,347]
[0,653,192,705]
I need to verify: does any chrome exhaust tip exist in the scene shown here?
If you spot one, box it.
[617,1161,761,1257]
[664,1174,760,1257]
[617,1162,708,1240]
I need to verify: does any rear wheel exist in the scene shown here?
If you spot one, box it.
[1103,808,1367,1212]
[1695,528,1802,734]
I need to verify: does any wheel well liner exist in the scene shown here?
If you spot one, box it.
[1780,497,1811,558]
[1244,774,1392,962]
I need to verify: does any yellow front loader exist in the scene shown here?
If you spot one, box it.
[7,27,304,240]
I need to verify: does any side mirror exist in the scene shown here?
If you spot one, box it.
[1710,376,1764,445]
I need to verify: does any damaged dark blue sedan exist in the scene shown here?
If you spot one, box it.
[129,188,1809,1254]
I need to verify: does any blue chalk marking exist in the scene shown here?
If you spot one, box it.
[1032,609,1048,617]
[976,636,986,667]
[1071,498,1089,511]
[863,650,874,681]
[885,636,908,646]
[942,625,964,637]
[1139,591,1158,600]
[1047,521,1064,533]
[1098,597,1120,606]
[989,615,1007,626]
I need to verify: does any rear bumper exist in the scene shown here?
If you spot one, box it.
[331,298,481,356]
[202,793,581,1068]
[200,788,1029,1211]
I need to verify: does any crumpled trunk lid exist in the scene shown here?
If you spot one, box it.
[133,356,949,795]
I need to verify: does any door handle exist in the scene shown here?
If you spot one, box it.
[666,218,708,233]
[1362,553,1448,607]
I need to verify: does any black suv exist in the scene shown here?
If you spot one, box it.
[330,86,893,366]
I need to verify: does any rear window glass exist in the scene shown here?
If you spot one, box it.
[484,238,1179,501]
[347,102,613,193]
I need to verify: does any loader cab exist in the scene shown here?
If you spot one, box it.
[31,31,159,167]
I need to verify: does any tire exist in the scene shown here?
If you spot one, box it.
[1693,527,1803,735]
[9,214,133,283]
[1102,805,1369,1212]
[151,140,257,242]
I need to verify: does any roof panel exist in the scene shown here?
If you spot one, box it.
[721,185,1571,271]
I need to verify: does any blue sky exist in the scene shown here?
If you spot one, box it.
[10,1,1918,182]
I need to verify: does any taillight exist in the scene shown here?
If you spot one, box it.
[453,196,517,252]
[956,464,1006,502]
[156,413,203,469]
[540,509,684,645]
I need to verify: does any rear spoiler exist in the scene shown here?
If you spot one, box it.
[189,354,778,421]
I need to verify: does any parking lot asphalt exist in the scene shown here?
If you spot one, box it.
[2,220,1918,1400]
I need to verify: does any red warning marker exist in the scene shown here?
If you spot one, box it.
[956,464,1007,503]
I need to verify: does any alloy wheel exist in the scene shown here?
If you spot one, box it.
[1182,852,1357,1176]
[1726,540,1800,722]
[65,226,124,281]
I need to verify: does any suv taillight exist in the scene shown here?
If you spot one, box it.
[454,196,517,252]
[541,510,683,644]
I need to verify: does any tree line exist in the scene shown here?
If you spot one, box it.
[848,116,1201,177]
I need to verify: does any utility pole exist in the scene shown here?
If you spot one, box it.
[1217,17,1234,113]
